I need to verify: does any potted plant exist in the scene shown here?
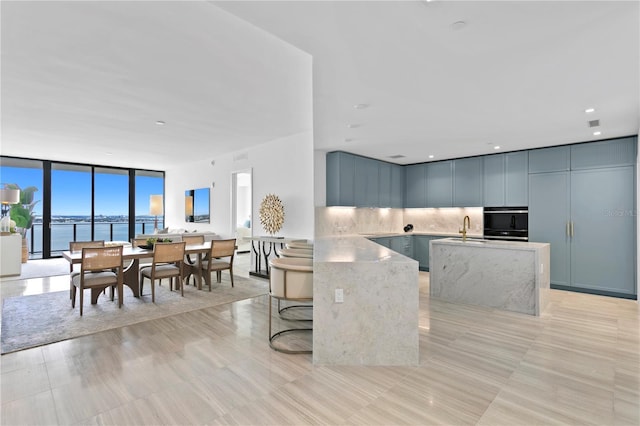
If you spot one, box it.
[8,184,39,263]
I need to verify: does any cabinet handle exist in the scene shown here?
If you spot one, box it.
[570,221,574,237]
[566,222,570,237]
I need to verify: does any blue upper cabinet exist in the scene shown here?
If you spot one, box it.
[570,136,637,170]
[327,151,402,208]
[390,164,404,208]
[426,161,452,207]
[505,151,528,206]
[379,161,392,207]
[404,163,427,207]
[326,151,356,206]
[453,157,483,207]
[354,156,379,207]
[529,146,570,173]
[483,154,505,206]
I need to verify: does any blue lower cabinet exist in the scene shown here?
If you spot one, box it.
[413,236,434,271]
[370,237,391,249]
[390,235,413,258]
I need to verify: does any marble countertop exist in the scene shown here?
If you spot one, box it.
[432,237,549,250]
[315,236,418,263]
[359,231,484,238]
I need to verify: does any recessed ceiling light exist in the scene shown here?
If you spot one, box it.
[585,108,596,113]
[156,120,165,126]
[346,124,360,128]
[428,155,435,159]
[493,145,501,150]
[353,104,369,109]
[105,152,113,156]
[593,131,602,136]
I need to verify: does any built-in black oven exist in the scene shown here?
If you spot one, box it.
[483,207,529,241]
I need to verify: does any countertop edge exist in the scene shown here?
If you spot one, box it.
[431,237,549,250]
[315,236,420,264]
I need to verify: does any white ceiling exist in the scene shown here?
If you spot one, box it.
[1,0,638,169]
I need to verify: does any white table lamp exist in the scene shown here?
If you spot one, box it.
[149,195,163,232]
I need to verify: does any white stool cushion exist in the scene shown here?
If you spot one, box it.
[269,257,313,299]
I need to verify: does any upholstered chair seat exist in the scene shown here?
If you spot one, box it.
[268,257,313,354]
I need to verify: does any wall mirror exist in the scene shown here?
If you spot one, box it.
[185,188,210,223]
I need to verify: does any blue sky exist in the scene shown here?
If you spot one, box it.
[1,166,163,216]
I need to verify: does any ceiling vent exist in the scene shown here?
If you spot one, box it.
[588,119,600,128]
[388,155,406,159]
[233,152,249,162]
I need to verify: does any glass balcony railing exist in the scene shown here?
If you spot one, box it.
[26,221,163,258]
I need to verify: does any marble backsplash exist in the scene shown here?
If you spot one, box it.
[315,206,483,237]
[315,207,404,236]
[403,207,483,235]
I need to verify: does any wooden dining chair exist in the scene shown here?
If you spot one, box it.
[68,240,105,300]
[200,239,236,290]
[139,241,186,302]
[71,245,123,316]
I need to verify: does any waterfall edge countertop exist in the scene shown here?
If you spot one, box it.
[313,236,419,366]
[429,238,551,316]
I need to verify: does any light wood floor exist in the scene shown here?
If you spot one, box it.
[1,254,638,425]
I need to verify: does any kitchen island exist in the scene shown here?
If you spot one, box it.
[314,236,419,365]
[430,238,550,316]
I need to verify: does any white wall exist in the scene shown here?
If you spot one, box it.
[165,130,314,240]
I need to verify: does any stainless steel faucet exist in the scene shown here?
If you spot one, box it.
[459,215,470,241]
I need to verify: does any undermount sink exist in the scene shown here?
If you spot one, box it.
[449,237,488,243]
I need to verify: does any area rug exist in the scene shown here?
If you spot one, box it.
[1,275,268,354]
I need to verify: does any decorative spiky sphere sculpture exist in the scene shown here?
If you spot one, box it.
[259,194,285,235]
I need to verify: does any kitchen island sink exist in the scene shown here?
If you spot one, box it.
[430,238,550,316]
[447,237,488,243]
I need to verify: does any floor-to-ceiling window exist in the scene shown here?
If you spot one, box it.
[135,170,164,235]
[1,156,164,259]
[95,167,129,242]
[0,158,44,258]
[51,163,92,255]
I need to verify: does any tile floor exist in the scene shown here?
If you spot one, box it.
[1,253,638,425]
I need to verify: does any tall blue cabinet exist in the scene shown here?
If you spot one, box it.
[529,137,637,297]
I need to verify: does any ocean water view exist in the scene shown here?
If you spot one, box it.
[26,216,164,257]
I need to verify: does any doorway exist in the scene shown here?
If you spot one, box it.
[231,169,252,254]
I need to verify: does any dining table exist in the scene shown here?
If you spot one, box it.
[62,242,213,303]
